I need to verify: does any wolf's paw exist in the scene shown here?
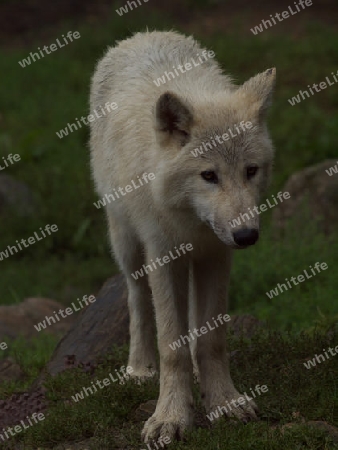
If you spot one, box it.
[141,410,192,443]
[207,390,259,424]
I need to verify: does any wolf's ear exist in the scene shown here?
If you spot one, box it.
[155,92,193,146]
[238,68,276,120]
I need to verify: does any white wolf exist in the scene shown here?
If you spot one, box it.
[89,30,275,443]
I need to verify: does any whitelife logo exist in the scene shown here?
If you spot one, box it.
[266,262,328,299]
[250,0,312,35]
[0,153,21,171]
[303,345,338,369]
[56,102,118,139]
[94,172,155,209]
[0,341,8,352]
[229,191,291,228]
[34,295,96,332]
[116,0,149,16]
[71,366,134,402]
[326,161,338,176]
[206,385,269,422]
[0,412,45,443]
[131,243,193,280]
[0,224,58,262]
[288,70,338,106]
[18,31,81,68]
[169,313,231,351]
[190,121,253,157]
[153,50,215,87]
[141,436,172,450]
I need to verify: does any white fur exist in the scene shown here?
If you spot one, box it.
[89,30,275,443]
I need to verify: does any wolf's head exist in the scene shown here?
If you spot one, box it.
[153,68,276,249]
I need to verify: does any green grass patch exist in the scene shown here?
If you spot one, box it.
[231,216,338,330]
[0,335,58,397]
[5,331,338,449]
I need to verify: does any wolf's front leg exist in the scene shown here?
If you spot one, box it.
[141,252,194,443]
[192,251,258,423]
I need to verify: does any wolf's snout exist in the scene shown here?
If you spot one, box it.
[233,228,259,247]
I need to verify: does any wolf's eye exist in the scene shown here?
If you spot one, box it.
[246,166,258,179]
[201,171,218,184]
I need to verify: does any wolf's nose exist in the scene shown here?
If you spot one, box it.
[233,229,259,246]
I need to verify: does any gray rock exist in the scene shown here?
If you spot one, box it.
[0,174,37,217]
[0,357,23,383]
[273,159,338,235]
[0,297,76,340]
[45,274,128,378]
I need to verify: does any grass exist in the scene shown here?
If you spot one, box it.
[231,217,338,330]
[3,330,338,449]
[1,1,338,448]
[0,335,57,398]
